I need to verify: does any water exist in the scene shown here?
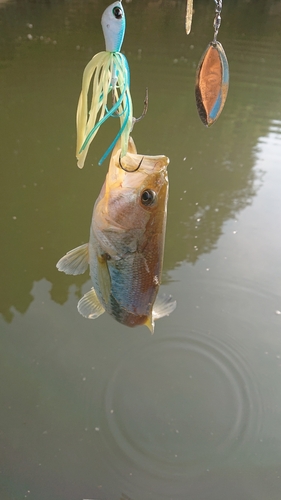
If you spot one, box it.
[1,1,281,499]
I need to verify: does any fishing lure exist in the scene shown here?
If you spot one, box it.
[185,0,194,35]
[195,0,229,126]
[76,1,133,168]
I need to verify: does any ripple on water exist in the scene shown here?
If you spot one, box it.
[102,331,263,487]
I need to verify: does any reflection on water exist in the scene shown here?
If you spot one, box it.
[0,0,10,7]
[120,495,133,500]
[104,334,262,475]
[1,273,281,500]
[1,2,281,500]
[1,0,281,319]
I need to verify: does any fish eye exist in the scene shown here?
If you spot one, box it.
[141,189,157,207]
[112,6,123,19]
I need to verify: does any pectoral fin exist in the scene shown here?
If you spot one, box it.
[97,253,111,305]
[77,288,105,319]
[56,243,89,275]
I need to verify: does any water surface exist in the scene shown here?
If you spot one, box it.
[1,1,281,499]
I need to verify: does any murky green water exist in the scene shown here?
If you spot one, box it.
[1,1,281,499]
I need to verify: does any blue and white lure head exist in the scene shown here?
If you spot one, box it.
[101,1,125,53]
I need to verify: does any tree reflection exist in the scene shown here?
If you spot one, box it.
[120,494,133,500]
[1,0,281,321]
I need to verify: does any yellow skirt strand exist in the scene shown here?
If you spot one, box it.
[76,51,133,168]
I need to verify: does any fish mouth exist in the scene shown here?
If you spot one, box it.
[116,151,169,174]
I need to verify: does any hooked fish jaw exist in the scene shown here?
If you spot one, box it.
[115,150,169,175]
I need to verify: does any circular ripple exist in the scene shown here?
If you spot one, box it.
[104,332,263,479]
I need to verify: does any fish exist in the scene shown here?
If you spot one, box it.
[57,138,176,332]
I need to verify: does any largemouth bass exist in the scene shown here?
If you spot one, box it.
[57,138,176,332]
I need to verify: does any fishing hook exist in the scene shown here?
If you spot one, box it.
[111,86,148,122]
[133,87,149,125]
[119,154,144,173]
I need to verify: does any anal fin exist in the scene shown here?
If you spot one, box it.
[56,243,89,275]
[77,288,105,319]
